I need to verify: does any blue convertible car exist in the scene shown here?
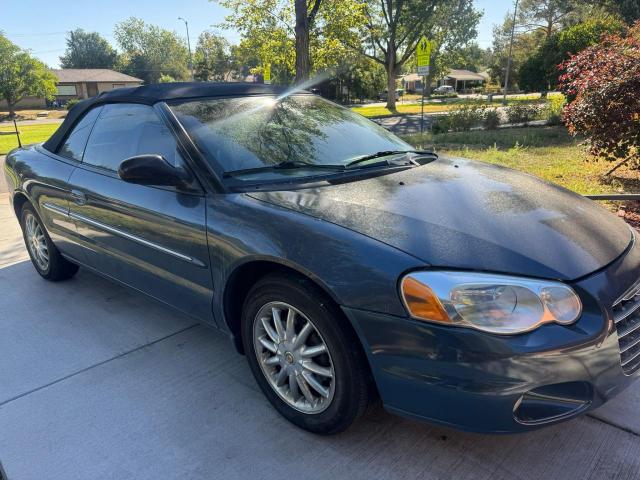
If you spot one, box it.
[4,82,640,434]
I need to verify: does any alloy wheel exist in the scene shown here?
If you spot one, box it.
[25,212,49,271]
[253,301,335,414]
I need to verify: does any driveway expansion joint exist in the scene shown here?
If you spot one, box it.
[0,323,199,408]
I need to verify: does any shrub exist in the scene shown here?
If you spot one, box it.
[446,103,486,131]
[544,96,565,126]
[65,98,80,110]
[431,115,451,134]
[505,103,540,125]
[560,22,640,173]
[483,109,501,129]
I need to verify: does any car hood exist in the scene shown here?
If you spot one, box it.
[247,157,633,281]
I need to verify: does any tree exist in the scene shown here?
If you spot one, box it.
[217,0,365,85]
[216,0,328,83]
[114,17,190,84]
[59,29,117,69]
[589,0,640,24]
[518,18,623,92]
[194,31,235,81]
[0,35,56,117]
[294,0,322,82]
[611,0,640,23]
[440,43,492,72]
[356,0,480,109]
[559,22,640,174]
[517,0,579,40]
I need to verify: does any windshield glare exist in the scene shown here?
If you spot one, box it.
[169,94,412,181]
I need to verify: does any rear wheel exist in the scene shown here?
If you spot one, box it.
[242,273,371,434]
[20,203,78,281]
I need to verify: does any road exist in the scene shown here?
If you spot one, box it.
[1,163,640,480]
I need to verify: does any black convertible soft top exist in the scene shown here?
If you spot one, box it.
[43,82,296,153]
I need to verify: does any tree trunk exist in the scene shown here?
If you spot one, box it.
[8,102,16,119]
[294,0,310,84]
[385,44,397,110]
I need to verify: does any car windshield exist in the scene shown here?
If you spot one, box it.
[169,94,414,182]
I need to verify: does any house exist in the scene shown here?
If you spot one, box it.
[51,69,143,102]
[400,73,424,93]
[401,69,486,94]
[437,69,486,92]
[1,69,144,111]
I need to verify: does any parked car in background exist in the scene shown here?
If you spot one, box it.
[433,85,455,95]
[377,89,403,101]
[5,82,640,435]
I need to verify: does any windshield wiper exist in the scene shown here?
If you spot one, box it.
[344,150,437,168]
[223,160,346,178]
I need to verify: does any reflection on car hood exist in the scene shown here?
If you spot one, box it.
[248,157,633,281]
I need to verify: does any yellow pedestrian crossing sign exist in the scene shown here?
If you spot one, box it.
[416,36,431,75]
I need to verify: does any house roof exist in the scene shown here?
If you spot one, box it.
[401,73,422,82]
[443,69,486,81]
[51,69,143,83]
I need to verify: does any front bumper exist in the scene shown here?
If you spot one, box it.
[344,235,640,434]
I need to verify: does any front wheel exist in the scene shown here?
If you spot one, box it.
[242,273,371,434]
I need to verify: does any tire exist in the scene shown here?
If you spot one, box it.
[20,203,79,281]
[242,273,371,434]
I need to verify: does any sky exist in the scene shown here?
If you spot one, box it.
[3,0,513,68]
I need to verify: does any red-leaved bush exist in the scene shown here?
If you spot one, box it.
[559,22,640,173]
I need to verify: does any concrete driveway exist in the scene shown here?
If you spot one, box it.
[1,194,640,479]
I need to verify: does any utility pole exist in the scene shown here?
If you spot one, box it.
[178,17,194,81]
[502,0,519,105]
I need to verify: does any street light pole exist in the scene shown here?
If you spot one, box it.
[178,17,194,81]
[502,0,519,105]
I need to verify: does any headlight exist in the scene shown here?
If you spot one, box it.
[400,271,582,335]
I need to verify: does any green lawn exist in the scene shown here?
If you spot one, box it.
[350,103,459,117]
[402,126,639,197]
[0,123,60,155]
[352,93,564,118]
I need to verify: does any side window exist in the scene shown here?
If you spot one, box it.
[57,106,103,162]
[83,103,185,172]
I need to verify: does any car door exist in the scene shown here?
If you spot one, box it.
[28,105,104,265]
[67,103,214,323]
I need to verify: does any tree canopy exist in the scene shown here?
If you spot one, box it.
[518,18,624,92]
[194,31,236,81]
[59,29,117,69]
[0,34,56,116]
[114,17,190,84]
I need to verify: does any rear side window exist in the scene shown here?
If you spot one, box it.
[82,103,184,172]
[56,106,103,162]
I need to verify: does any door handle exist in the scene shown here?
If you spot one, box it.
[71,189,87,206]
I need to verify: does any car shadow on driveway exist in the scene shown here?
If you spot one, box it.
[1,262,640,480]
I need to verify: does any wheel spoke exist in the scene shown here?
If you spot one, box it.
[302,371,329,398]
[259,336,277,354]
[302,361,333,378]
[261,316,279,343]
[288,372,299,400]
[285,308,296,341]
[296,374,316,404]
[301,344,326,358]
[275,367,288,386]
[272,308,285,341]
[263,355,280,366]
[292,321,313,350]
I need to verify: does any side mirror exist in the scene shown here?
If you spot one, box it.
[118,154,189,187]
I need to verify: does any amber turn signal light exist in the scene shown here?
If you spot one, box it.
[401,276,451,323]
